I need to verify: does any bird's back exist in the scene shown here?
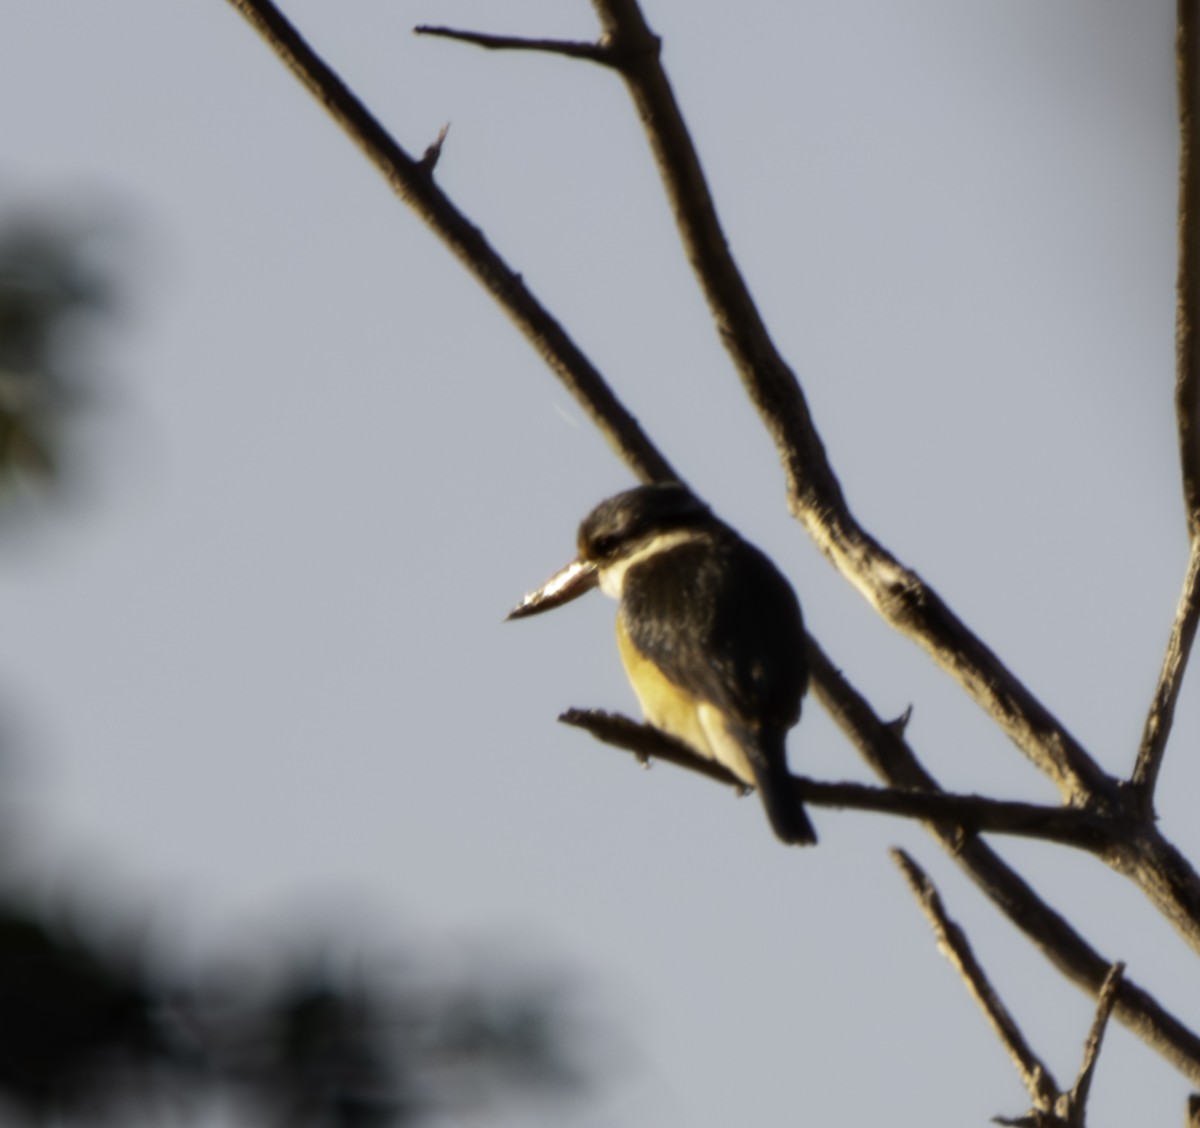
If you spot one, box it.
[618,528,808,733]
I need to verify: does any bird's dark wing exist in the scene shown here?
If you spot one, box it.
[619,532,807,730]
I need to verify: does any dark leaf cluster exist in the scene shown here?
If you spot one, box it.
[0,894,583,1127]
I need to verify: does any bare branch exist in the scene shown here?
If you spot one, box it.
[222,0,677,485]
[893,849,1059,1111]
[1130,0,1200,816]
[1109,830,1200,949]
[558,635,1200,1075]
[222,0,1200,1080]
[559,707,748,791]
[804,781,1116,849]
[1131,538,1200,807]
[414,25,615,66]
[992,962,1124,1127]
[807,639,1200,1084]
[562,707,1118,848]
[586,0,1200,972]
[1067,963,1124,1117]
[587,0,1113,805]
[1177,0,1200,528]
[812,612,1200,958]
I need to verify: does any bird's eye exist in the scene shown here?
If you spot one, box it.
[591,535,617,558]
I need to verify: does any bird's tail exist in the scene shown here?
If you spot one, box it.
[744,726,816,847]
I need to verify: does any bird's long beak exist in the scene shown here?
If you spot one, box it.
[506,558,599,620]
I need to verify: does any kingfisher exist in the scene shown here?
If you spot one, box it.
[508,482,815,845]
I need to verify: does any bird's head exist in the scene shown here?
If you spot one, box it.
[507,482,711,619]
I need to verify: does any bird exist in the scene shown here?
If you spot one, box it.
[508,481,815,845]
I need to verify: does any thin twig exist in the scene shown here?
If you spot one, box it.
[1067,963,1124,1117]
[1131,538,1200,807]
[415,25,615,65]
[418,122,450,174]
[561,707,1118,849]
[559,708,747,790]
[893,849,1059,1111]
[993,962,1124,1126]
[1131,0,1200,814]
[1177,0,1200,529]
[223,0,676,485]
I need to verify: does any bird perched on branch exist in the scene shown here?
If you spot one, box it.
[508,482,815,845]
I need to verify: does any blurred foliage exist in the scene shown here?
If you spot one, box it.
[0,212,115,495]
[0,894,585,1127]
[0,210,593,1125]
[0,899,161,1119]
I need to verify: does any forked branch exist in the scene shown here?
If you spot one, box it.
[894,849,1059,1114]
[224,0,676,486]
[897,851,1124,1128]
[409,0,1200,959]
[805,639,1200,1083]
[222,0,1200,1086]
[584,0,1111,804]
[586,0,1200,964]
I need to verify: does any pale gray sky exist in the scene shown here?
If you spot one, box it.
[0,2,1194,1125]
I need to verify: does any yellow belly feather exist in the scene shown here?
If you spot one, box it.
[615,618,755,786]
